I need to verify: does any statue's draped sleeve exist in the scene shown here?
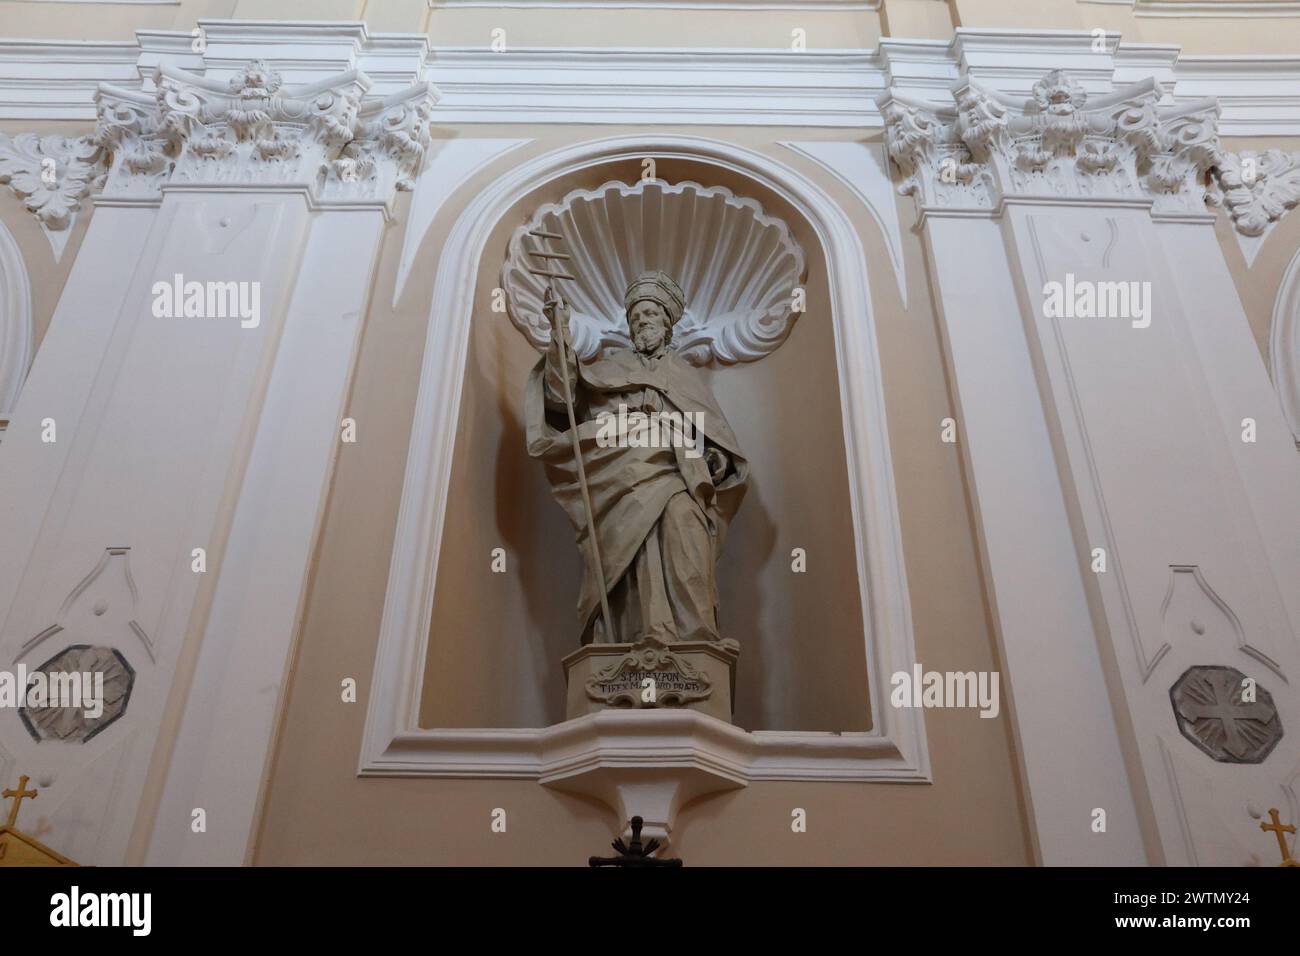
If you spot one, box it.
[541,330,579,413]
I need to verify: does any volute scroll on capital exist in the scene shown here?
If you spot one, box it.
[878,69,1224,220]
[87,59,440,208]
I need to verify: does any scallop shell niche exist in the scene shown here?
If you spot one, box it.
[501,179,807,367]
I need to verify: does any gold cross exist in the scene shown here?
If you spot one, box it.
[2,775,38,829]
[1260,808,1297,867]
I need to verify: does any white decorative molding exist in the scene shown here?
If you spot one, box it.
[1081,0,1300,16]
[1,25,1299,134]
[502,179,807,366]
[94,59,439,212]
[432,0,877,6]
[0,55,439,236]
[10,0,178,5]
[0,39,139,121]
[144,204,396,865]
[1207,149,1300,260]
[0,219,32,414]
[1271,245,1300,447]
[879,69,1222,220]
[393,137,530,307]
[1161,565,1283,679]
[1171,55,1300,135]
[423,47,882,127]
[375,708,920,843]
[360,133,927,789]
[15,547,153,665]
[779,141,908,307]
[0,133,104,261]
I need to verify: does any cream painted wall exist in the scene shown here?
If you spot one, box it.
[0,0,235,40]
[0,121,90,368]
[882,0,955,40]
[1217,137,1300,366]
[1,0,1295,53]
[952,0,1300,54]
[1,0,1292,868]
[251,124,1033,865]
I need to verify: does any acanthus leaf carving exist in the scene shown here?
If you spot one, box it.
[1208,148,1300,238]
[0,133,106,260]
[82,59,439,208]
[878,69,1224,218]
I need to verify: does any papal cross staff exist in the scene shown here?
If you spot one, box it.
[525,229,616,643]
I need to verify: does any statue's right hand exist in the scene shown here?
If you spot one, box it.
[542,287,572,337]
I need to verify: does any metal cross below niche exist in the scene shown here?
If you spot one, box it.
[1260,808,1298,867]
[589,816,682,868]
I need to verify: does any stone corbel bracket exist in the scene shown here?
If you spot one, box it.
[878,69,1223,222]
[92,59,439,215]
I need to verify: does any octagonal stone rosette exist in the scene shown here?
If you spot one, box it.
[18,644,135,743]
[501,179,808,367]
[1169,664,1283,764]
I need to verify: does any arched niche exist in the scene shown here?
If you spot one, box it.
[362,135,925,782]
[0,219,33,417]
[1272,245,1300,448]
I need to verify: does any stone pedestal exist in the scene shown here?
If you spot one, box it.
[562,637,739,722]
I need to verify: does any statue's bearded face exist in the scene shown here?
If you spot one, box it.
[628,300,671,354]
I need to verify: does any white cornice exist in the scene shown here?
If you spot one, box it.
[431,0,879,6]
[426,46,884,126]
[0,22,1297,134]
[0,39,138,120]
[1081,0,1300,16]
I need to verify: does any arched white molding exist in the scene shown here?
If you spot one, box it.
[360,133,927,785]
[1271,245,1300,448]
[779,140,909,307]
[391,138,531,308]
[0,219,33,415]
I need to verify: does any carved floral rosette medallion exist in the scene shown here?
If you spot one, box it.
[18,644,135,743]
[586,638,715,708]
[1169,664,1283,764]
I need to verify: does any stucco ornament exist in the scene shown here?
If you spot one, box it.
[0,133,106,260]
[1170,665,1283,764]
[503,179,807,367]
[18,645,135,743]
[1207,148,1300,237]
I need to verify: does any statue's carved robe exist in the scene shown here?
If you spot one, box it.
[526,337,748,644]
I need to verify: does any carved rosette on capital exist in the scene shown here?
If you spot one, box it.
[1207,148,1300,238]
[92,59,439,210]
[877,69,1223,220]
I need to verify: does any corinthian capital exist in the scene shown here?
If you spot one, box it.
[92,59,439,208]
[878,96,992,211]
[878,69,1223,219]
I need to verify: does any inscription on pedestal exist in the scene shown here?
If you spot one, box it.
[592,668,710,706]
[563,637,739,721]
[587,643,713,708]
